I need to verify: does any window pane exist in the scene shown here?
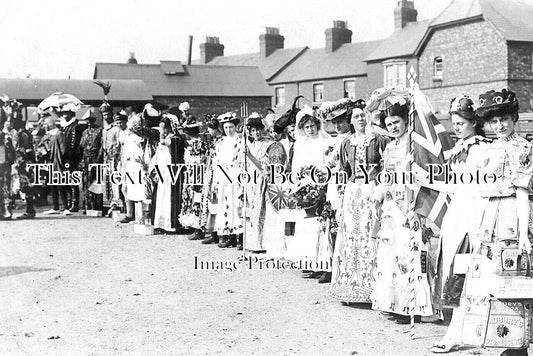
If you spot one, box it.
[313,83,324,102]
[344,80,355,98]
[275,87,285,106]
[434,57,443,78]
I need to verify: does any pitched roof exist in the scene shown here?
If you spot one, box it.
[269,40,381,84]
[204,47,308,81]
[480,0,533,42]
[415,0,533,55]
[0,78,152,102]
[430,0,482,27]
[94,63,271,97]
[365,20,431,62]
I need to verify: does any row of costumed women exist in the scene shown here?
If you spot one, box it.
[151,85,532,355]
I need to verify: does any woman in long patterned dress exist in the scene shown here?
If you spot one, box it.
[153,116,184,232]
[431,89,533,356]
[199,115,223,245]
[213,112,245,249]
[180,125,208,239]
[370,100,434,323]
[330,101,389,303]
[431,96,490,318]
[243,113,287,252]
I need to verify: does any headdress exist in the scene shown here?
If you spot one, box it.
[99,101,113,114]
[316,98,364,121]
[449,95,477,120]
[178,102,190,112]
[366,87,410,113]
[476,89,519,121]
[296,105,319,130]
[246,112,265,130]
[113,111,128,122]
[205,113,219,131]
[273,96,303,134]
[82,108,97,121]
[217,112,239,125]
[142,103,161,128]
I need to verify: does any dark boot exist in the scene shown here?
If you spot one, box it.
[202,231,219,244]
[501,349,529,356]
[236,233,243,251]
[219,234,237,248]
[188,229,204,240]
[318,272,332,283]
[218,235,229,248]
[69,186,79,212]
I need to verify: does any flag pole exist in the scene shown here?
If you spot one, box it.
[242,110,248,262]
[407,66,417,339]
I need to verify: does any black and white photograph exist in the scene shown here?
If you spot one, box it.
[2,0,533,355]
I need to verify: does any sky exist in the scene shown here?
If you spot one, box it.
[0,0,451,79]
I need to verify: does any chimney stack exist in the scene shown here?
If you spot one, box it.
[325,21,352,53]
[187,35,193,65]
[394,0,418,30]
[127,52,137,64]
[200,37,224,64]
[260,27,284,58]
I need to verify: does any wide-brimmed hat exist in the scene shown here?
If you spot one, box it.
[205,113,219,130]
[217,112,239,126]
[476,89,519,120]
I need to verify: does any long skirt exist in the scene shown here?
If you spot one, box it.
[214,180,243,236]
[244,181,267,251]
[285,212,331,272]
[179,185,202,229]
[371,196,433,316]
[330,181,378,303]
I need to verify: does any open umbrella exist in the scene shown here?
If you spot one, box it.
[37,92,83,112]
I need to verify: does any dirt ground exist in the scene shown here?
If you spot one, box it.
[0,210,513,356]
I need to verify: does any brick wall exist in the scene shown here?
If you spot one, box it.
[422,80,508,114]
[418,19,508,113]
[153,96,272,119]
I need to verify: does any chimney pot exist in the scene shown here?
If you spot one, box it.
[260,27,284,58]
[325,20,352,53]
[200,37,224,64]
[394,0,418,30]
[127,51,137,64]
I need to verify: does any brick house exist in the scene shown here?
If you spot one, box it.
[416,0,533,113]
[201,0,533,119]
[93,53,272,119]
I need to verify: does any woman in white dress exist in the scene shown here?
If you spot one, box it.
[212,112,245,249]
[370,100,434,323]
[285,106,332,275]
[431,90,533,356]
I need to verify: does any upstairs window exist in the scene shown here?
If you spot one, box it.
[313,83,324,102]
[343,80,355,99]
[383,62,406,88]
[275,87,285,107]
[434,57,443,79]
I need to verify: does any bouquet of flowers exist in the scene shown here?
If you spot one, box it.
[293,165,327,216]
[185,138,208,164]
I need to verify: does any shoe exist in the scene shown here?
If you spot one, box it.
[188,229,204,240]
[500,349,529,356]
[236,234,243,251]
[219,234,237,248]
[395,315,421,324]
[43,209,60,215]
[218,235,229,248]
[318,272,332,283]
[62,209,72,216]
[430,342,457,353]
[303,271,323,279]
[16,213,35,220]
[202,232,219,244]
[119,216,134,224]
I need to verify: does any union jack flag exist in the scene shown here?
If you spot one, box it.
[408,85,454,228]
